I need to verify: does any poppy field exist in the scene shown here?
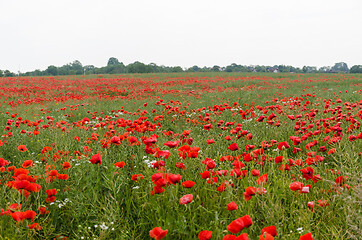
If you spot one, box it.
[0,72,361,240]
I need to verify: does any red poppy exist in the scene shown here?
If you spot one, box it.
[261,225,277,237]
[164,141,179,148]
[114,161,125,168]
[168,174,182,185]
[307,201,315,212]
[206,139,215,144]
[38,206,49,215]
[132,174,144,181]
[251,169,260,176]
[149,227,168,240]
[257,174,268,185]
[22,160,33,168]
[259,232,274,240]
[28,222,41,230]
[289,182,303,191]
[203,124,213,130]
[180,194,193,205]
[181,180,195,188]
[300,167,314,180]
[299,233,313,240]
[89,153,102,164]
[274,156,283,164]
[18,145,28,152]
[277,141,290,150]
[199,230,212,240]
[228,143,239,151]
[175,162,186,169]
[227,201,238,211]
[61,162,72,169]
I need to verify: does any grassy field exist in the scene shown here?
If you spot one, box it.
[0,72,361,239]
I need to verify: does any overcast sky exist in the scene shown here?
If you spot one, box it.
[1,0,361,72]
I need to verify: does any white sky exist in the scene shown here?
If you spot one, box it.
[0,0,361,72]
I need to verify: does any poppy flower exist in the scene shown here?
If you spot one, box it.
[257,174,268,185]
[300,167,314,180]
[114,161,125,168]
[277,141,290,150]
[164,141,179,148]
[299,233,313,240]
[251,169,260,176]
[61,162,72,169]
[89,153,102,164]
[181,180,195,188]
[203,124,213,130]
[206,139,215,144]
[149,227,168,240]
[18,145,28,152]
[57,174,69,180]
[8,203,22,211]
[199,230,212,240]
[28,223,41,230]
[289,182,303,191]
[132,174,144,181]
[155,150,171,159]
[22,160,33,168]
[228,143,239,151]
[180,194,193,205]
[175,162,186,169]
[0,158,10,167]
[168,174,182,185]
[317,199,329,207]
[259,232,274,240]
[227,201,238,211]
[38,206,49,215]
[227,215,252,234]
[261,225,277,237]
[307,201,315,212]
[222,234,248,240]
[274,156,283,164]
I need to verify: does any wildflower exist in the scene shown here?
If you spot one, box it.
[18,145,28,152]
[228,143,239,151]
[181,180,195,188]
[227,201,238,211]
[199,230,212,240]
[149,227,168,240]
[22,160,33,168]
[180,194,193,205]
[89,153,102,164]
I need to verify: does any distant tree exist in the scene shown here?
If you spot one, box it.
[319,66,332,73]
[71,60,83,75]
[107,57,120,66]
[350,65,362,73]
[84,65,95,75]
[331,62,349,73]
[171,66,183,72]
[4,70,15,77]
[188,65,201,72]
[0,70,3,77]
[211,65,220,72]
[46,65,58,76]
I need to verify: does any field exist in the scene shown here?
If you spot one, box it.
[0,72,361,240]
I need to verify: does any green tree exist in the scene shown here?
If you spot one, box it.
[46,65,58,76]
[71,60,83,75]
[331,62,349,73]
[211,65,220,72]
[350,65,362,73]
[4,70,15,77]
[107,57,120,66]
[0,70,3,77]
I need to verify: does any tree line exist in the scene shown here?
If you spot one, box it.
[0,58,361,77]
